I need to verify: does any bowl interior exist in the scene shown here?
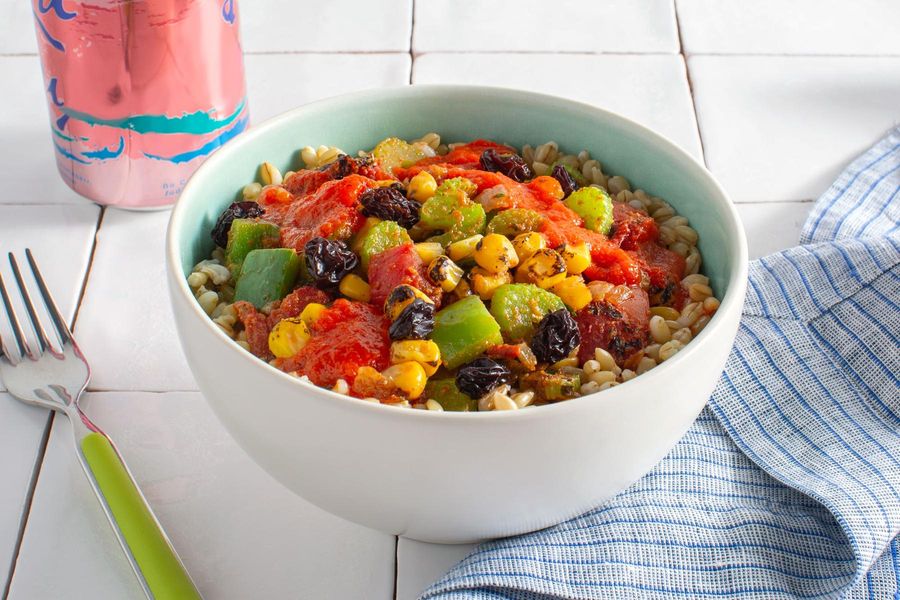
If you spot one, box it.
[173,85,742,307]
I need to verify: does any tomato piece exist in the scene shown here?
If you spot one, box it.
[277,300,390,387]
[393,140,518,180]
[609,203,658,250]
[262,174,371,252]
[575,286,650,365]
[368,243,442,309]
[233,301,273,360]
[282,170,333,197]
[633,242,687,308]
[266,286,332,328]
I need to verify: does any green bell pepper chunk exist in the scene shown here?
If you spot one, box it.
[436,177,478,197]
[234,248,301,309]
[432,296,503,369]
[490,283,566,342]
[485,208,545,236]
[521,370,582,402]
[424,378,477,411]
[565,186,614,234]
[225,219,280,276]
[359,220,412,270]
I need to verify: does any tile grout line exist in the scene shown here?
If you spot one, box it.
[4,50,900,59]
[1,206,105,598]
[672,0,709,169]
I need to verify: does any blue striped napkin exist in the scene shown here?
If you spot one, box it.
[423,128,900,600]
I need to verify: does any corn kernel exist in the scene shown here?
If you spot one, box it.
[511,232,546,262]
[268,318,310,358]
[551,276,593,311]
[474,233,519,274]
[299,302,327,328]
[408,170,438,202]
[384,284,433,321]
[390,340,441,376]
[339,274,371,302]
[427,255,464,292]
[470,267,512,300]
[561,243,591,275]
[415,242,444,264]
[381,361,428,399]
[516,248,567,289]
[447,234,483,262]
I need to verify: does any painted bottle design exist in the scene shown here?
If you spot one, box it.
[33,0,249,209]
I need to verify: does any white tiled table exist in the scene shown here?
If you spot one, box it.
[1,1,898,598]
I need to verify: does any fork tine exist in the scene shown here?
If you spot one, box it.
[0,266,31,360]
[8,253,52,356]
[25,249,74,345]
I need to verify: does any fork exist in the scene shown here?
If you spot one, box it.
[0,250,201,600]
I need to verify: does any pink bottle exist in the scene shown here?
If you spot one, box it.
[32,0,249,209]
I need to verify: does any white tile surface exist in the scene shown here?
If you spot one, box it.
[677,0,900,56]
[0,0,37,55]
[240,0,412,53]
[413,53,703,159]
[396,540,474,600]
[0,56,90,205]
[0,398,46,592]
[245,53,411,123]
[413,0,678,54]
[736,201,812,260]
[689,55,900,203]
[8,391,396,599]
[74,209,197,392]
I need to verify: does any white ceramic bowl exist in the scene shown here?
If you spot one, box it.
[167,86,747,543]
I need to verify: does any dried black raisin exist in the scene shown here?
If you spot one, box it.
[551,164,578,198]
[480,149,534,183]
[530,308,580,364]
[211,201,264,247]
[359,185,421,228]
[304,237,359,288]
[456,357,514,398]
[389,299,435,340]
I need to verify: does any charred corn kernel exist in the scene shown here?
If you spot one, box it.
[474,233,519,274]
[381,361,428,399]
[384,284,433,321]
[408,171,438,202]
[470,267,512,300]
[516,248,567,290]
[339,274,371,302]
[447,234,483,262]
[551,276,593,310]
[453,278,473,299]
[268,318,310,358]
[415,242,444,264]
[299,302,327,327]
[511,232,546,262]
[561,243,591,275]
[427,255,464,292]
[390,340,441,376]
[260,161,283,186]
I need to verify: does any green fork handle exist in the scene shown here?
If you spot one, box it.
[80,432,202,599]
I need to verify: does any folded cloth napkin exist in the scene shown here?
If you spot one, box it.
[423,128,900,600]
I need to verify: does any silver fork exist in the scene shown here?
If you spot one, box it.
[0,250,201,600]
